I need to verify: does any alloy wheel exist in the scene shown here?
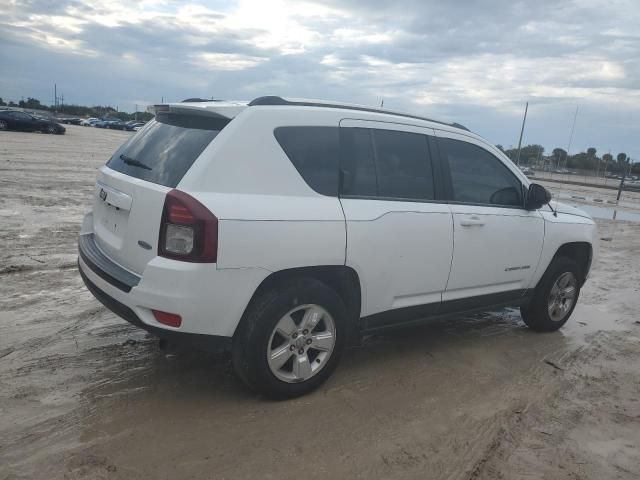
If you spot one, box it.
[267,304,336,383]
[547,272,577,321]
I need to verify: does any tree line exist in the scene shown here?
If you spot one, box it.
[0,97,154,122]
[496,144,636,175]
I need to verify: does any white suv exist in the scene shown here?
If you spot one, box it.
[78,96,596,398]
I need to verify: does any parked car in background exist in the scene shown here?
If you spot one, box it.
[519,166,535,177]
[92,119,109,128]
[125,122,145,131]
[81,118,100,126]
[94,119,126,129]
[58,117,82,125]
[0,110,66,134]
[106,120,128,130]
[78,96,596,398]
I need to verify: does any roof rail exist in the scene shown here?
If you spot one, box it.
[248,96,469,131]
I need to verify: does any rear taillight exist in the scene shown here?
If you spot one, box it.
[158,189,218,263]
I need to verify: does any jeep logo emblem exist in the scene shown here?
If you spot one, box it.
[99,188,107,201]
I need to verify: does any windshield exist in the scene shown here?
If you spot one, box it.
[106,113,228,187]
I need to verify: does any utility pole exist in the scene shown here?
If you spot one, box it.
[135,104,138,121]
[515,101,528,166]
[54,84,57,114]
[565,105,578,169]
[616,157,633,204]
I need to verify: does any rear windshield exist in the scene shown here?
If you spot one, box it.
[106,113,228,187]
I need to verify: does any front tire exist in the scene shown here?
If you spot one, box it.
[521,257,581,332]
[233,278,348,399]
[0,120,7,131]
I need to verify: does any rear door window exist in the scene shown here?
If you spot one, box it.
[340,127,435,201]
[106,113,227,188]
[340,127,377,196]
[274,126,340,196]
[372,129,434,200]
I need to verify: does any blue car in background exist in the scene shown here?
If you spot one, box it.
[94,119,127,130]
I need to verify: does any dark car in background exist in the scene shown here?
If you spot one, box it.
[0,110,66,134]
[106,120,128,130]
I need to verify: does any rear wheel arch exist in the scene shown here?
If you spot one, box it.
[236,265,362,344]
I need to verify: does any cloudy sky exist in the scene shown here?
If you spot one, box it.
[1,0,639,158]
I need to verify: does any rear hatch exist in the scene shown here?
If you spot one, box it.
[91,105,238,275]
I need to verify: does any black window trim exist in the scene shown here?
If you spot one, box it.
[436,135,527,210]
[338,126,447,204]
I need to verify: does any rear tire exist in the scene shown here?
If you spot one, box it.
[0,120,7,131]
[233,278,348,399]
[521,257,581,332]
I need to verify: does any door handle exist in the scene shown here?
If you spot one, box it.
[459,215,485,227]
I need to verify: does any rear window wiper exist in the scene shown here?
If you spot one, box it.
[120,154,152,170]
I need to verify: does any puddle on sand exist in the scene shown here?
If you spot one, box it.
[568,203,640,222]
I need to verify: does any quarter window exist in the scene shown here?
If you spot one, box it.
[274,126,340,196]
[441,138,523,207]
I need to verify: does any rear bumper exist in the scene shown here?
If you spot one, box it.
[79,264,232,352]
[77,216,271,341]
[79,233,140,292]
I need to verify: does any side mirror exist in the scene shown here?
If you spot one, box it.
[526,183,552,210]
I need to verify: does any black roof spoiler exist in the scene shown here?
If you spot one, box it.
[248,96,470,132]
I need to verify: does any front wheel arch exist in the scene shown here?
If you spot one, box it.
[548,242,592,286]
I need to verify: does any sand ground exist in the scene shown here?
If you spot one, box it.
[1,126,639,479]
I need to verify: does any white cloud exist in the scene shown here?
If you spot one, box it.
[192,52,268,71]
[1,0,639,157]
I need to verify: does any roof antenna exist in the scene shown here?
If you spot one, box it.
[548,190,558,217]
